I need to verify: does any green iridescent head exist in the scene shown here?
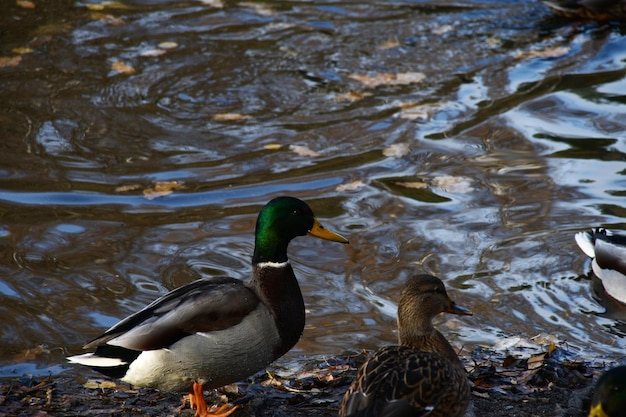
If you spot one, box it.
[589,366,626,417]
[253,196,348,263]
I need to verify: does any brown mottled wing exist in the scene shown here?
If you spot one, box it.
[340,345,470,417]
[83,277,260,351]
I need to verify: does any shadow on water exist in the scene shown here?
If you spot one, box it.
[1,0,626,378]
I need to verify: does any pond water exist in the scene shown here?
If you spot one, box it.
[1,0,626,379]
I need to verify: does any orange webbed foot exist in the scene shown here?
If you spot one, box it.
[189,382,239,417]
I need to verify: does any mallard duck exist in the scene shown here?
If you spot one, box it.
[339,274,472,417]
[543,0,626,20]
[575,227,626,304]
[68,196,349,417]
[589,365,626,417]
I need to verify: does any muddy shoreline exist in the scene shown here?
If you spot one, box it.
[0,348,601,417]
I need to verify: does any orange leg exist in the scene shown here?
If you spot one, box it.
[188,382,239,417]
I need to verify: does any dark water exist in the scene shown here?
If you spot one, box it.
[1,0,626,379]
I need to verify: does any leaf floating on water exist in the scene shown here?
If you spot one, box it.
[90,12,125,25]
[115,184,142,193]
[395,181,427,189]
[141,49,166,57]
[198,0,224,7]
[432,175,474,193]
[0,56,22,68]
[378,38,400,50]
[240,2,275,16]
[263,143,282,150]
[12,345,49,362]
[382,143,410,158]
[432,24,453,35]
[12,47,33,55]
[111,61,136,75]
[514,46,570,60]
[85,1,130,11]
[348,71,426,88]
[333,91,372,102]
[143,181,186,200]
[83,379,117,390]
[396,102,442,121]
[336,181,365,192]
[158,41,178,50]
[212,113,251,121]
[289,145,320,157]
[16,0,36,9]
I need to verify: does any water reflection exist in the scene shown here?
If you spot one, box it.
[1,0,626,378]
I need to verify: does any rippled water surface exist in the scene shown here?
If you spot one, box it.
[1,0,626,378]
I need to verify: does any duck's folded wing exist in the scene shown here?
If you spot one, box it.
[343,347,438,417]
[594,239,626,275]
[83,277,260,351]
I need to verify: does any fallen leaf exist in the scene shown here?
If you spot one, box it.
[12,47,33,54]
[115,184,142,193]
[432,175,474,193]
[348,71,425,88]
[212,113,251,121]
[432,24,453,35]
[333,91,372,102]
[17,0,35,9]
[396,103,442,121]
[198,0,224,7]
[90,12,125,25]
[382,143,410,157]
[378,38,400,50]
[85,1,130,11]
[158,41,178,50]
[140,49,166,57]
[0,56,22,68]
[263,143,282,150]
[514,46,570,60]
[527,353,546,370]
[336,181,365,192]
[111,61,135,75]
[239,2,275,16]
[143,181,185,200]
[12,345,49,362]
[395,181,427,189]
[289,145,320,157]
[83,379,117,389]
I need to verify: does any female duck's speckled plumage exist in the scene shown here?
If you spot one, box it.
[543,0,626,20]
[339,274,472,417]
[575,227,626,304]
[68,196,348,417]
[588,366,626,417]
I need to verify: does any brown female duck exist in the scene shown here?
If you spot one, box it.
[339,274,472,417]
